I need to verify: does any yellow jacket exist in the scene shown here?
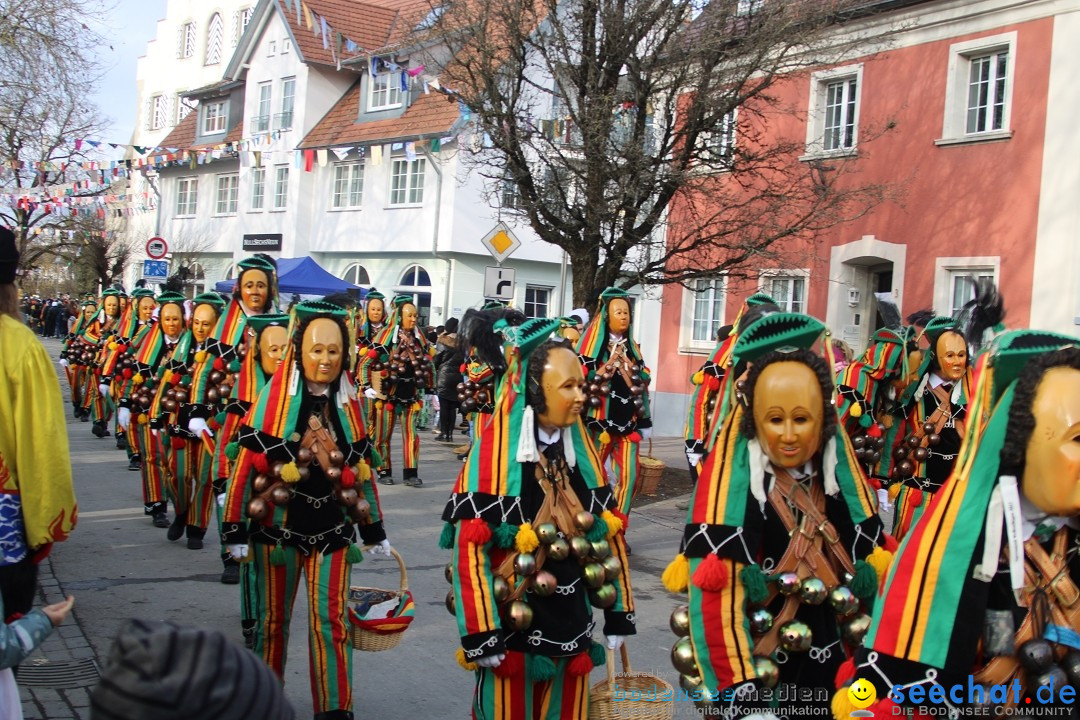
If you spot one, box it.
[0,314,77,548]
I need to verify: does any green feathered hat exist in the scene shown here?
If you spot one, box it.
[101,287,123,298]
[155,290,187,308]
[246,312,291,334]
[744,292,776,307]
[293,299,348,323]
[481,300,506,310]
[192,292,226,314]
[131,287,156,300]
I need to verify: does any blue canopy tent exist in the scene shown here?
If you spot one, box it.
[215,257,366,299]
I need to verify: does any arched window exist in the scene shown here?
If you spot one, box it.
[185,262,207,297]
[205,13,224,65]
[396,264,432,327]
[341,263,370,286]
[223,262,237,280]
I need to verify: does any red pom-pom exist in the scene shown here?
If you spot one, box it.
[870,697,897,716]
[691,553,729,591]
[207,418,220,431]
[252,453,270,474]
[705,375,722,391]
[213,357,226,371]
[367,349,378,359]
[113,373,123,381]
[170,374,181,386]
[834,658,856,689]
[883,534,899,552]
[341,465,356,489]
[627,431,642,443]
[492,651,525,678]
[117,344,127,353]
[170,436,186,449]
[567,651,594,677]
[459,518,492,545]
[910,488,924,508]
[459,363,467,374]
[867,477,882,491]
[866,423,883,438]
[385,403,396,413]
[122,368,133,379]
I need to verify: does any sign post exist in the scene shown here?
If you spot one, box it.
[141,260,169,283]
[483,266,516,301]
[146,237,168,259]
[480,222,521,265]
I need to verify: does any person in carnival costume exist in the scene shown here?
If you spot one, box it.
[575,287,652,516]
[97,290,136,452]
[845,329,1080,714]
[214,313,289,595]
[107,288,159,471]
[359,294,435,487]
[663,313,891,717]
[159,292,227,550]
[60,298,98,421]
[441,316,635,720]
[83,288,123,438]
[221,300,390,720]
[128,291,188,528]
[354,290,386,428]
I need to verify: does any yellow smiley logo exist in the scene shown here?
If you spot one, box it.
[848,678,877,710]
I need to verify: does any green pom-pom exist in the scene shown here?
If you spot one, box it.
[858,413,873,429]
[585,516,609,543]
[144,379,156,390]
[225,442,240,460]
[369,448,384,469]
[269,544,287,566]
[180,375,192,386]
[850,559,878,600]
[379,354,389,363]
[214,412,227,425]
[494,523,519,549]
[345,544,364,564]
[739,564,770,605]
[589,641,607,667]
[439,522,455,550]
[228,360,241,373]
[528,654,557,682]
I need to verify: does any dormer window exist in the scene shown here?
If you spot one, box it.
[369,58,403,111]
[203,100,228,134]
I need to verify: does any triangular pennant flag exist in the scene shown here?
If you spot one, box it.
[371,145,382,166]
[330,147,350,161]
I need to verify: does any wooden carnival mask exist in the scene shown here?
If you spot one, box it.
[536,346,586,431]
[607,298,630,335]
[301,318,344,385]
[400,302,418,331]
[258,325,289,376]
[935,331,968,382]
[83,303,97,320]
[239,269,270,314]
[366,298,384,324]
[159,303,184,339]
[1022,366,1080,516]
[190,303,218,344]
[103,295,120,318]
[137,296,157,322]
[752,361,824,469]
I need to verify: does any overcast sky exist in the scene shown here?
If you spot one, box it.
[88,0,167,145]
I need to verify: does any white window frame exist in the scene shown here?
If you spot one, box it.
[278,77,295,131]
[234,7,253,45]
[686,277,727,347]
[272,165,289,210]
[937,32,1016,146]
[205,13,224,65]
[698,109,737,171]
[388,158,425,206]
[214,173,239,215]
[178,21,197,59]
[282,39,292,54]
[803,64,862,159]
[202,100,227,135]
[341,263,370,286]
[267,40,277,57]
[250,166,266,211]
[175,176,198,217]
[759,270,809,314]
[523,286,552,319]
[331,162,364,210]
[501,177,522,209]
[253,82,271,133]
[149,94,169,131]
[369,61,403,111]
[933,257,1000,318]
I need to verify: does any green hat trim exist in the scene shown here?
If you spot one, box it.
[498,317,564,375]
[237,256,277,275]
[598,287,630,301]
[733,312,825,363]
[101,288,124,297]
[745,292,775,307]
[870,328,903,345]
[391,294,414,308]
[294,300,348,322]
[922,315,959,343]
[988,330,1080,401]
[131,288,156,299]
[481,300,506,310]
[156,291,187,307]
[246,312,291,334]
[80,299,98,307]
[192,292,226,313]
[365,290,385,301]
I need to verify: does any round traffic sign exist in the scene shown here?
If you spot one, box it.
[146,237,168,259]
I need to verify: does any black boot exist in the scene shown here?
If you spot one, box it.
[221,557,241,585]
[148,501,170,528]
[115,431,127,450]
[186,525,205,550]
[128,454,141,472]
[402,468,423,487]
[314,711,354,720]
[377,469,394,485]
[91,421,110,438]
[166,514,185,541]
[241,619,256,649]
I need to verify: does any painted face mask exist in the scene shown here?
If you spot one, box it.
[259,325,289,376]
[752,361,824,469]
[367,299,384,324]
[159,304,184,338]
[1022,366,1080,516]
[301,318,344,385]
[240,269,270,314]
[191,303,218,344]
[935,332,967,382]
[400,303,418,331]
[536,347,587,430]
[608,298,630,335]
[104,296,120,318]
[137,297,157,322]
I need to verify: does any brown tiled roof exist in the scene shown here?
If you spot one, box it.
[299,81,460,148]
[157,111,244,152]
[278,0,400,67]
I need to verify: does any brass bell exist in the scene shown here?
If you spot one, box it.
[775,572,800,596]
[514,552,537,576]
[679,673,703,694]
[590,539,611,560]
[841,613,872,645]
[548,538,570,561]
[569,536,592,560]
[351,499,371,520]
[207,388,219,402]
[252,474,270,493]
[271,462,284,478]
[600,555,622,579]
[247,497,269,520]
[828,586,860,617]
[670,636,698,676]
[297,466,311,482]
[535,522,559,545]
[798,577,828,605]
[913,447,929,462]
[444,563,454,584]
[753,656,780,689]
[445,590,456,615]
[574,511,595,532]
[493,576,510,602]
[297,447,312,464]
[270,485,292,505]
[325,466,342,482]
[748,607,774,635]
[778,620,813,652]
[531,570,557,597]
[669,605,691,637]
[329,449,345,466]
[582,563,607,589]
[507,600,534,630]
[589,584,617,608]
[337,488,358,506]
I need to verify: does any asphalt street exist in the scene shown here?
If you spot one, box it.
[36,337,705,719]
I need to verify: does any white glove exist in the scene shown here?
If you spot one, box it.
[150,428,159,438]
[606,635,626,651]
[217,493,227,509]
[639,427,652,440]
[227,544,249,560]
[188,417,213,438]
[117,407,131,428]
[99,383,111,398]
[686,451,702,468]
[877,488,894,512]
[59,358,69,368]
[368,539,393,557]
[364,387,379,400]
[476,654,505,669]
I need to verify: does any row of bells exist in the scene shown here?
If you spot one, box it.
[246,448,371,523]
[888,422,943,477]
[456,379,495,414]
[850,428,890,465]
[205,368,235,404]
[1015,639,1080,695]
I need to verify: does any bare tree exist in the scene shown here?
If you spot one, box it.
[418,0,901,306]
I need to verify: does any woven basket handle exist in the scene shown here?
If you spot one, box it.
[603,642,633,693]
[362,545,409,592]
[648,437,652,458]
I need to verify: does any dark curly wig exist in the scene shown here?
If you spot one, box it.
[1000,347,1080,472]
[291,314,352,391]
[458,306,527,380]
[525,339,575,416]
[739,349,837,442]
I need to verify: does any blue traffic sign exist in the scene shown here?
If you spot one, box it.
[142,259,169,281]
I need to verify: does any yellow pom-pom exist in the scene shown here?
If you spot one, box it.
[662,553,690,593]
[132,373,144,385]
[355,462,371,482]
[162,370,173,384]
[849,403,862,418]
[831,688,857,720]
[888,483,903,502]
[455,647,477,672]
[411,401,422,412]
[515,522,540,553]
[137,413,149,425]
[598,431,612,445]
[375,400,384,410]
[280,462,301,483]
[194,350,208,363]
[866,546,894,582]
[601,510,623,537]
[108,341,118,351]
[692,370,705,386]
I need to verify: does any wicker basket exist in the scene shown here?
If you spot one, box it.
[348,547,411,652]
[589,644,674,719]
[637,440,665,497]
